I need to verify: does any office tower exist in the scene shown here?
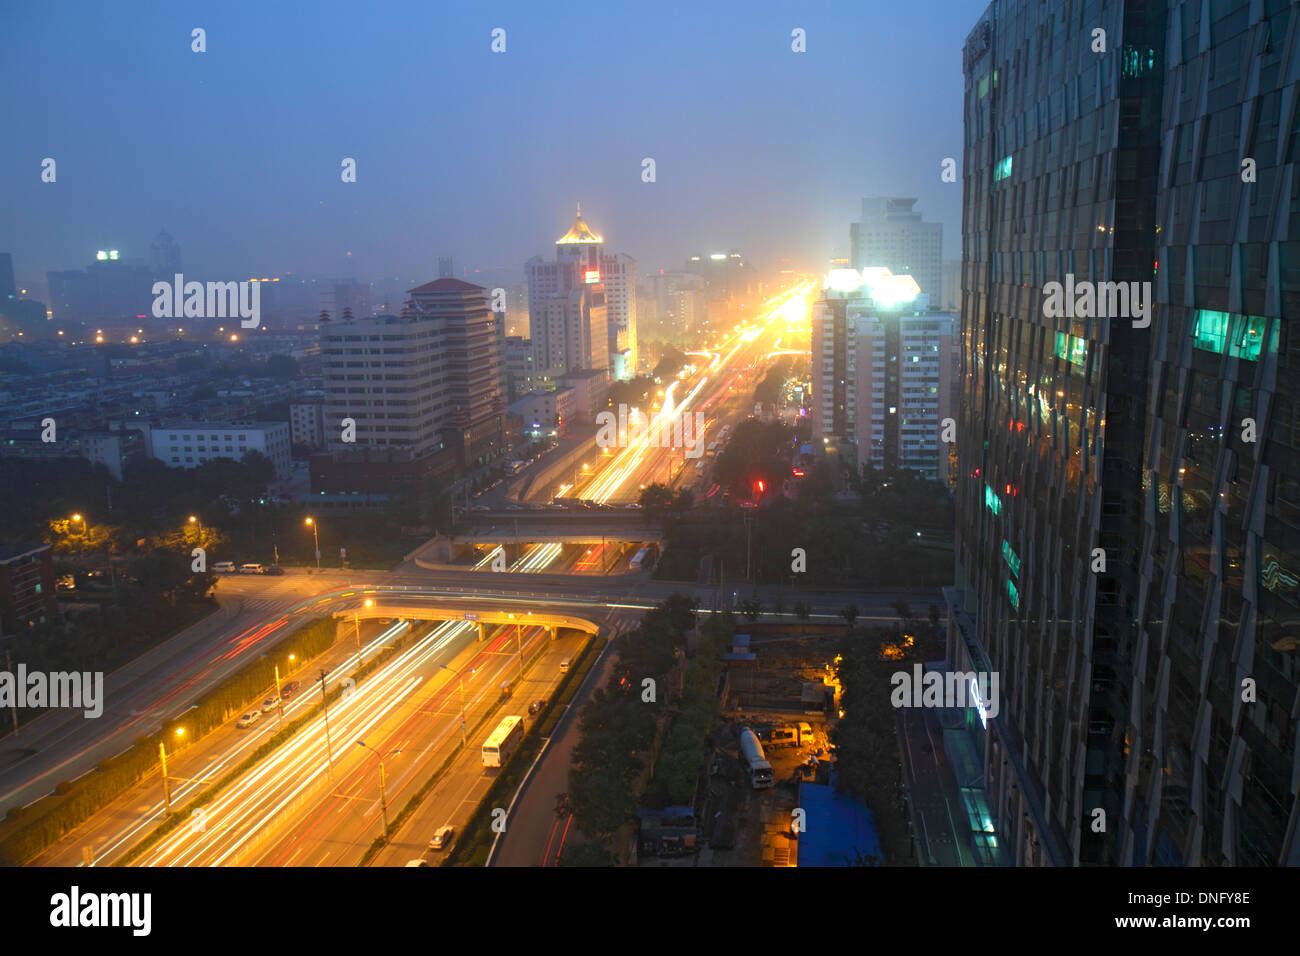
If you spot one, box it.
[406,278,505,467]
[602,251,638,379]
[850,198,943,306]
[0,253,15,301]
[322,310,447,459]
[46,251,152,321]
[951,0,1300,867]
[684,250,750,301]
[525,204,610,379]
[149,228,182,279]
[438,256,454,278]
[813,268,954,481]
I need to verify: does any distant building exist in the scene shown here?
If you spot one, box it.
[0,253,15,302]
[333,280,371,320]
[601,252,638,379]
[0,543,59,633]
[812,268,954,482]
[510,388,573,438]
[289,401,325,449]
[149,228,182,279]
[557,367,610,425]
[505,336,535,402]
[47,251,153,322]
[526,204,611,380]
[849,198,943,306]
[320,277,505,477]
[146,421,292,480]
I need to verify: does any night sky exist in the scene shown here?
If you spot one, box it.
[2,0,990,293]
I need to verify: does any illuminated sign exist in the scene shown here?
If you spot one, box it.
[584,270,601,284]
[970,677,989,728]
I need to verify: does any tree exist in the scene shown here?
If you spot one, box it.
[638,483,674,520]
[266,354,299,379]
[738,599,762,622]
[841,604,859,629]
[890,598,913,627]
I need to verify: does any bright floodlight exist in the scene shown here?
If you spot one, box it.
[827,268,864,293]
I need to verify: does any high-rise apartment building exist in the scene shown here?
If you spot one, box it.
[812,268,954,481]
[951,0,1300,867]
[602,251,638,379]
[850,198,943,306]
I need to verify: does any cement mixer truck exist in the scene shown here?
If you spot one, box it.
[739,726,774,789]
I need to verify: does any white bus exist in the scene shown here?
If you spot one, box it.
[482,715,524,768]
[629,545,657,571]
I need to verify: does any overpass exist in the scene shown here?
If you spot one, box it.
[336,600,602,641]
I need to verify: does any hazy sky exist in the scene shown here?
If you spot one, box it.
[2,0,990,292]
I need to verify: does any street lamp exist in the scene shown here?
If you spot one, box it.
[509,613,523,681]
[319,669,334,774]
[71,513,86,537]
[353,598,373,670]
[355,741,399,838]
[188,515,201,539]
[305,516,320,569]
[440,664,474,746]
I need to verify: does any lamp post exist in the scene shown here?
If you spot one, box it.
[305,516,320,569]
[440,664,473,746]
[509,613,523,681]
[188,514,202,543]
[353,599,373,670]
[159,726,185,813]
[355,741,399,839]
[319,669,334,774]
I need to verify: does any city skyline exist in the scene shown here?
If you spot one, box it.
[0,0,984,291]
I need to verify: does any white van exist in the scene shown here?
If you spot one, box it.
[240,563,266,574]
[213,561,236,573]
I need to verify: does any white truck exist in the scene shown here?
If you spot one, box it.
[739,727,774,789]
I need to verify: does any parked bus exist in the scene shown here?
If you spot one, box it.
[482,715,524,768]
[629,544,658,571]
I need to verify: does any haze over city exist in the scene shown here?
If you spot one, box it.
[0,0,1293,938]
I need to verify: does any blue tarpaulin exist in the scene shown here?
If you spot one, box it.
[797,776,882,866]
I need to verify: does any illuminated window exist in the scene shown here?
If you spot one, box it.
[1002,540,1021,577]
[985,483,1001,515]
[993,156,1013,181]
[1006,579,1020,609]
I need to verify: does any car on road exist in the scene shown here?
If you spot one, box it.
[213,561,237,573]
[559,659,571,673]
[405,859,428,867]
[470,505,491,512]
[240,563,266,574]
[261,565,284,575]
[236,711,261,729]
[429,825,455,850]
[280,681,300,699]
[528,699,545,715]
[260,697,279,713]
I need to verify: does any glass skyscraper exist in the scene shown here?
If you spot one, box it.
[951,0,1299,866]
